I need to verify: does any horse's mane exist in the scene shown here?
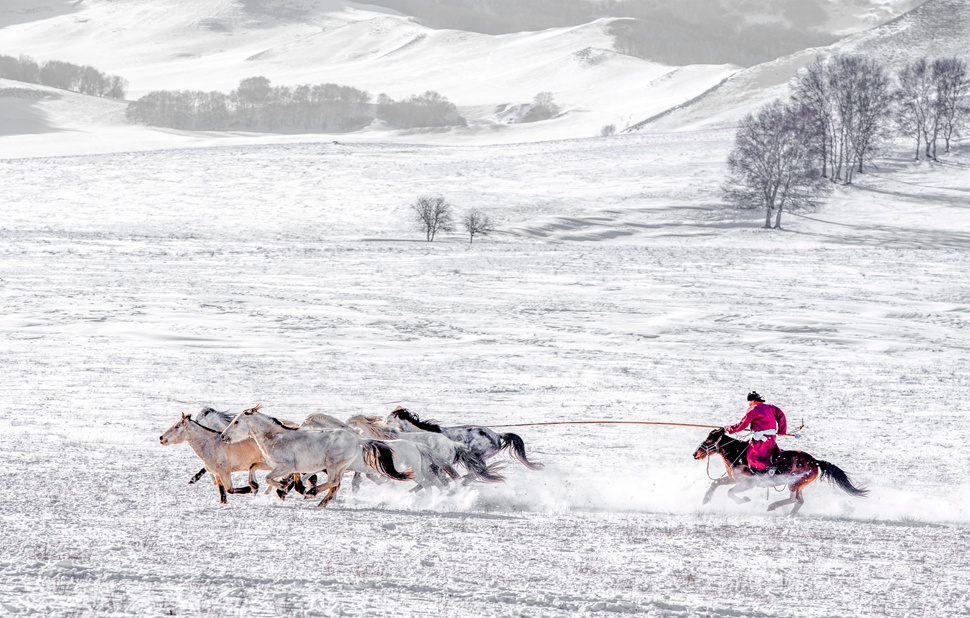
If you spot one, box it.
[270,416,300,430]
[301,412,349,429]
[196,406,234,428]
[186,415,220,433]
[392,408,443,433]
[348,415,399,439]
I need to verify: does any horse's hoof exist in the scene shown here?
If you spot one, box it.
[250,482,259,491]
[276,489,286,501]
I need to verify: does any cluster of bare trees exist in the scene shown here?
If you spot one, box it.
[376,91,466,129]
[126,77,372,132]
[411,196,495,243]
[894,57,970,160]
[0,54,127,99]
[725,53,970,228]
[521,92,560,123]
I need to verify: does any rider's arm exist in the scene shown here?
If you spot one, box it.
[726,409,753,434]
[775,407,788,435]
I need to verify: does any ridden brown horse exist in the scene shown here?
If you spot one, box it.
[693,428,868,516]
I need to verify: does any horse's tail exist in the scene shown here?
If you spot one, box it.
[499,432,544,470]
[363,440,413,482]
[817,460,869,497]
[454,445,505,483]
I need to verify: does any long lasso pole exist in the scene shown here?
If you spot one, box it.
[488,419,800,437]
[489,420,721,429]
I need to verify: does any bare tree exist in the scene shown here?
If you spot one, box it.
[462,209,494,243]
[932,57,970,154]
[894,58,935,161]
[791,56,832,178]
[411,196,455,242]
[724,100,830,229]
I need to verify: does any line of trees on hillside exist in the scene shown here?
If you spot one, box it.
[376,91,466,129]
[126,77,466,132]
[724,54,970,229]
[0,54,127,99]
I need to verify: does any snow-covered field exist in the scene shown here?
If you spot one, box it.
[2,130,969,616]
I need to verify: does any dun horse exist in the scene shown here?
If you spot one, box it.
[693,428,868,516]
[160,413,271,504]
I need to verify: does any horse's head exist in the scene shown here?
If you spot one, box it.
[159,413,191,445]
[693,428,727,460]
[220,405,261,444]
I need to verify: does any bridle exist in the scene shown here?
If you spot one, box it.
[699,430,748,480]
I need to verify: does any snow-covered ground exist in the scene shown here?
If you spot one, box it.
[2,1,969,615]
[1,130,969,616]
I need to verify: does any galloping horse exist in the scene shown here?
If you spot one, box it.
[387,407,543,471]
[221,405,413,507]
[693,428,868,516]
[160,413,271,504]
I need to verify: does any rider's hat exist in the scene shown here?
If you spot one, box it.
[747,391,765,402]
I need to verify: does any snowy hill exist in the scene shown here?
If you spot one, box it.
[635,0,970,132]
[0,0,931,150]
[0,0,738,145]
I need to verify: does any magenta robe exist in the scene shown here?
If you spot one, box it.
[727,403,788,471]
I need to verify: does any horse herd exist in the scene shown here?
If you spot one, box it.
[159,406,542,507]
[160,406,868,515]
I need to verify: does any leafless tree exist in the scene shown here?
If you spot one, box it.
[411,196,455,242]
[791,56,832,178]
[724,99,830,229]
[932,57,970,154]
[462,209,494,243]
[600,124,616,137]
[894,58,937,161]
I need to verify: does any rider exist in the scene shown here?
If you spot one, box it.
[726,391,787,473]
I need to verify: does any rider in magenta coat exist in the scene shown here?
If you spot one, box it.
[727,391,788,472]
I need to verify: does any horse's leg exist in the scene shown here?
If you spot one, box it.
[262,466,292,500]
[703,477,736,505]
[767,493,797,512]
[189,467,207,485]
[315,467,348,508]
[352,472,363,494]
[247,463,260,491]
[726,481,753,504]
[786,465,820,517]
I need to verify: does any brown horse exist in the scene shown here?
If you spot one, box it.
[693,428,868,516]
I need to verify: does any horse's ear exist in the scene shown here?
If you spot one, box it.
[392,406,403,412]
[181,412,186,420]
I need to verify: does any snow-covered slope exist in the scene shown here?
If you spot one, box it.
[0,0,737,144]
[635,0,970,132]
[1,132,969,616]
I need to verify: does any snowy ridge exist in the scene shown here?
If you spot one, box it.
[0,0,737,143]
[636,0,970,132]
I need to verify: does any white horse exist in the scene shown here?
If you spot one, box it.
[301,413,460,492]
[160,413,271,504]
[387,407,543,470]
[348,415,505,484]
[220,405,413,507]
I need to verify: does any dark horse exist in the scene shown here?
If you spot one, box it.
[388,407,543,470]
[693,428,867,516]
